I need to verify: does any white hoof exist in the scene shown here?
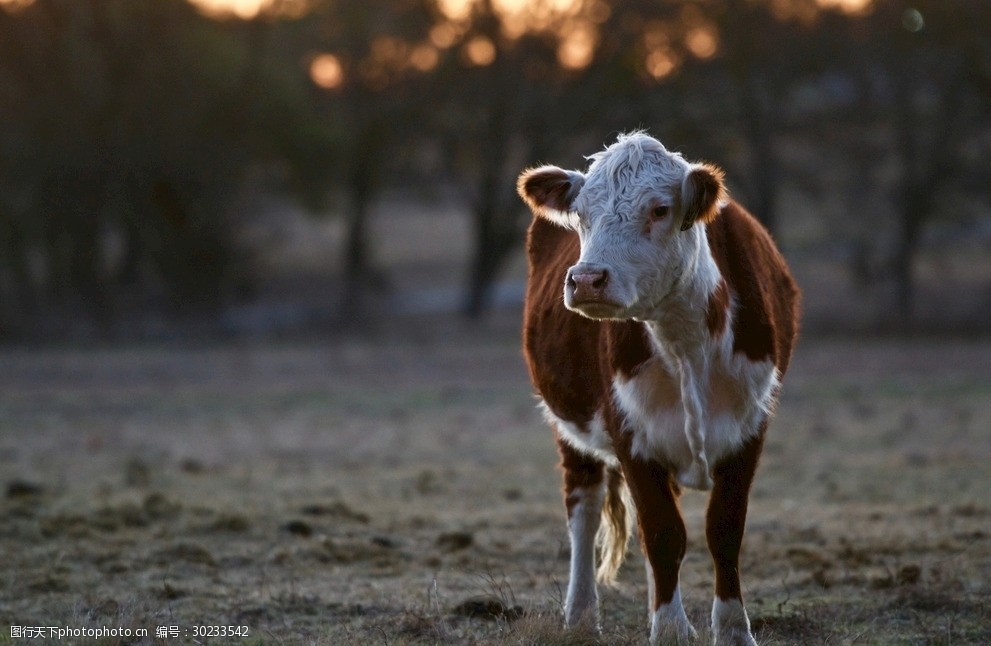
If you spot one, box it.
[650,586,698,644]
[712,598,758,646]
[713,627,758,646]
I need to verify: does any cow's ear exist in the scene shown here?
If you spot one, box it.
[517,165,585,228]
[680,162,727,231]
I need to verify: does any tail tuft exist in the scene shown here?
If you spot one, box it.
[595,466,631,585]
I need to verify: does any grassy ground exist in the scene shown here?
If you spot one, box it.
[1,315,990,645]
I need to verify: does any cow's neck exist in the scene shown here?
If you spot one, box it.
[642,226,722,360]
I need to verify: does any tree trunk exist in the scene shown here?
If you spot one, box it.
[887,58,964,330]
[461,82,521,319]
[0,212,35,336]
[341,185,372,313]
[739,75,779,237]
[339,121,385,319]
[464,198,517,319]
[889,195,927,325]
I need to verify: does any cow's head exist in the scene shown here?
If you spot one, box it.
[517,132,727,320]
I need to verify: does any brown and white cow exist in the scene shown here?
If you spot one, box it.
[517,132,800,645]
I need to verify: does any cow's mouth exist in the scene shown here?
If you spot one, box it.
[567,299,624,320]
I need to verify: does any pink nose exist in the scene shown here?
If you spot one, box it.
[566,266,609,303]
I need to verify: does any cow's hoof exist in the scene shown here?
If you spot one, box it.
[713,627,758,646]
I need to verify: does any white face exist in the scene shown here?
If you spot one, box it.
[565,153,690,319]
[518,133,725,321]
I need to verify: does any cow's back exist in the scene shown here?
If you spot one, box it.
[523,217,606,426]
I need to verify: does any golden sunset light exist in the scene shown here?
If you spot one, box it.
[2,0,878,20]
[436,0,473,23]
[170,0,880,80]
[309,53,344,89]
[188,0,269,18]
[817,0,874,14]
[429,22,461,49]
[463,36,497,66]
[685,26,718,60]
[186,0,308,19]
[0,0,882,87]
[0,0,34,10]
[646,48,678,80]
[557,22,596,70]
[409,44,441,72]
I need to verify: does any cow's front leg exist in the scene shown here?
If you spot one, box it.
[678,358,713,490]
[621,456,697,644]
[557,436,606,630]
[707,432,765,646]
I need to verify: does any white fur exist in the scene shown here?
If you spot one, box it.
[611,219,778,489]
[610,242,777,490]
[613,354,779,491]
[712,597,757,646]
[560,133,699,320]
[540,403,619,467]
[648,580,697,644]
[564,483,605,628]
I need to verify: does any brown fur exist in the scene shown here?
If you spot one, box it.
[706,201,801,369]
[517,166,582,217]
[681,163,727,231]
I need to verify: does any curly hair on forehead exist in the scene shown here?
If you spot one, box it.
[584,131,690,193]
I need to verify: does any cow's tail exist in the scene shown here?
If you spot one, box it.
[596,465,632,585]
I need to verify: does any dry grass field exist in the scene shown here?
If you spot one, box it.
[2,312,990,645]
[3,190,991,645]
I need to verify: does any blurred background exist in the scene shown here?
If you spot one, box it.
[0,0,989,342]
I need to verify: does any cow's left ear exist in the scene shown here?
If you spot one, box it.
[680,162,727,231]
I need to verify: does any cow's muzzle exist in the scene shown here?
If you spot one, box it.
[565,263,621,318]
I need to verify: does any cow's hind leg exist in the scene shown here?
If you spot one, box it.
[622,456,696,644]
[557,436,606,630]
[707,432,764,646]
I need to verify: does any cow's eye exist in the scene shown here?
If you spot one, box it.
[651,206,669,219]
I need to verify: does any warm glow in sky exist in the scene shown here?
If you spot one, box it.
[2,0,875,19]
[186,0,309,19]
[188,0,270,19]
[0,0,35,9]
[0,0,878,88]
[438,0,606,70]
[309,53,344,89]
[818,0,873,14]
[437,0,875,21]
[177,0,878,89]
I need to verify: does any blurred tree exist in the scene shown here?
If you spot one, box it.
[869,0,991,324]
[297,0,439,320]
[0,0,329,337]
[3,0,988,336]
[821,0,991,326]
[430,2,583,317]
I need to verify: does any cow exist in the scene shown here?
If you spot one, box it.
[517,132,800,645]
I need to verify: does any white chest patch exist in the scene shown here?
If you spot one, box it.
[612,353,779,490]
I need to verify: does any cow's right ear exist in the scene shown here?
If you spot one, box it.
[517,165,585,227]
